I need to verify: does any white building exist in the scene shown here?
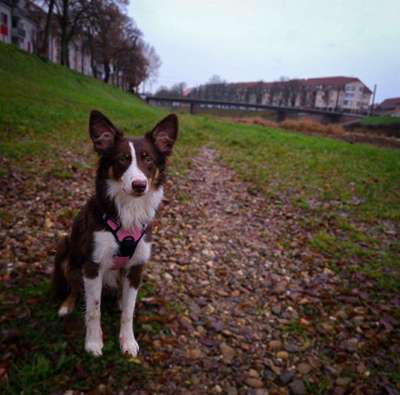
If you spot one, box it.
[0,0,11,44]
[226,77,372,112]
[0,0,37,52]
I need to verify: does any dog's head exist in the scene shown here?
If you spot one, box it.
[89,110,178,197]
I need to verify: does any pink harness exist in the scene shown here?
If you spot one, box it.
[105,218,147,269]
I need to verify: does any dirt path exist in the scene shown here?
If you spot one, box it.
[0,148,399,395]
[137,147,399,395]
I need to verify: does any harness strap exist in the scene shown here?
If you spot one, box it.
[103,215,147,259]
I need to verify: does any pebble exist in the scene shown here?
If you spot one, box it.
[244,377,264,389]
[280,370,295,384]
[163,273,173,281]
[272,305,282,315]
[273,282,287,294]
[285,342,300,353]
[277,351,289,360]
[319,322,335,334]
[288,379,306,395]
[336,377,351,387]
[220,343,235,364]
[186,348,203,359]
[247,369,260,378]
[343,338,358,352]
[261,368,275,381]
[212,385,223,393]
[226,386,238,395]
[297,362,311,375]
[268,340,282,350]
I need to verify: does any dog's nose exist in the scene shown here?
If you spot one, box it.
[131,179,147,194]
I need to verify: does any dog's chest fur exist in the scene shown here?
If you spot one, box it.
[93,186,164,276]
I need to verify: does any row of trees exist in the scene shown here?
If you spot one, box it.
[33,0,160,90]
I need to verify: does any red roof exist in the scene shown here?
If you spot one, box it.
[227,76,371,93]
[303,76,359,86]
[380,97,400,110]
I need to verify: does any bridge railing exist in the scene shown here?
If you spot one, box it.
[145,96,365,121]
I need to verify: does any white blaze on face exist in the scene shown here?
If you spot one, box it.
[121,142,148,194]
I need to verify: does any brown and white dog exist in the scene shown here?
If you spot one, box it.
[53,110,178,357]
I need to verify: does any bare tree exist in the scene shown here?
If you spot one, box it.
[53,0,90,66]
[39,0,55,57]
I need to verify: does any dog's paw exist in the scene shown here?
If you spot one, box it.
[58,304,73,317]
[85,340,104,357]
[58,296,76,317]
[120,337,139,357]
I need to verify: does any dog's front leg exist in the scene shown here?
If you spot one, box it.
[84,263,104,357]
[119,264,144,357]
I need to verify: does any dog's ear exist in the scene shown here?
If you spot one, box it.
[89,110,123,154]
[148,114,178,156]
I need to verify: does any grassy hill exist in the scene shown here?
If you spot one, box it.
[0,42,207,166]
[1,42,400,216]
[360,115,400,127]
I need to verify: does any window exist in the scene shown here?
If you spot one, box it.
[0,13,8,37]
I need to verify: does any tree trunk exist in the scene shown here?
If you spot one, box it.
[60,0,70,67]
[87,32,97,78]
[103,61,110,83]
[41,0,55,58]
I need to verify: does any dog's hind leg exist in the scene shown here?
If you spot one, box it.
[54,248,82,317]
[58,292,77,316]
[53,236,70,300]
[57,267,81,316]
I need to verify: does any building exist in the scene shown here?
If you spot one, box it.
[189,76,372,113]
[0,0,12,44]
[0,0,37,52]
[0,0,94,76]
[379,97,400,116]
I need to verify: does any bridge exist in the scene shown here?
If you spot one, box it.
[145,96,365,123]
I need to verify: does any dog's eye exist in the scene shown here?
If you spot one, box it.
[119,154,130,163]
[142,153,152,163]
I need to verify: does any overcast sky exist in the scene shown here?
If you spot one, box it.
[130,0,400,102]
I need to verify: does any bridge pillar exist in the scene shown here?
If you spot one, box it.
[323,113,342,124]
[190,102,195,114]
[276,110,287,122]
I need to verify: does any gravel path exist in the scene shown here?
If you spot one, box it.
[138,147,399,395]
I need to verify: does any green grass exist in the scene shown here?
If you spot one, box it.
[360,115,400,127]
[0,42,208,169]
[0,280,161,394]
[209,120,400,221]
